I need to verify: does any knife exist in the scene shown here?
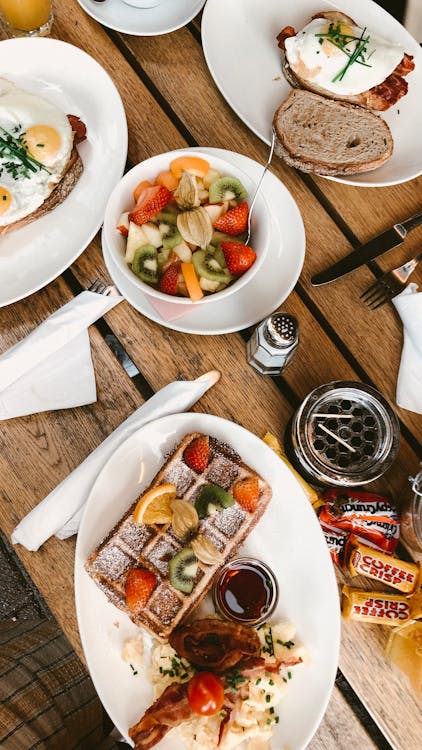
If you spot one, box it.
[311,208,422,286]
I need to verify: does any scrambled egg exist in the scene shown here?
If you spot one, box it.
[148,620,305,750]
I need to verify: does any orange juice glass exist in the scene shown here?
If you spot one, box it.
[0,0,53,36]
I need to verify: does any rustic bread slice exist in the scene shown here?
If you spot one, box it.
[0,146,83,235]
[273,89,393,176]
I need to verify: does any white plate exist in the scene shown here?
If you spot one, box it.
[0,38,127,308]
[202,0,422,187]
[75,412,340,749]
[102,147,306,334]
[77,0,206,35]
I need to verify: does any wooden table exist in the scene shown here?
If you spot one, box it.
[1,3,421,749]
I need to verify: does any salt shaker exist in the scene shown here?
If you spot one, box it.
[246,313,299,376]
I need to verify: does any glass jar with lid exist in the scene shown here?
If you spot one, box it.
[400,465,422,553]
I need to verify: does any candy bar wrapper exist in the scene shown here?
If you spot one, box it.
[319,521,348,566]
[319,489,400,554]
[342,585,422,625]
[345,535,422,594]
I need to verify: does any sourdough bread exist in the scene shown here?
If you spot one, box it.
[273,89,393,176]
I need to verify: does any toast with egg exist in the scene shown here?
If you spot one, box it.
[0,79,85,235]
[277,11,415,111]
[273,89,393,176]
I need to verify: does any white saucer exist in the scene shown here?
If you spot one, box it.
[77,0,206,35]
[102,147,306,335]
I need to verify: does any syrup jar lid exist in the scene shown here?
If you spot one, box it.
[291,381,400,486]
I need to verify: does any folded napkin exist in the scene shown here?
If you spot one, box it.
[0,291,122,420]
[393,283,422,414]
[11,375,217,551]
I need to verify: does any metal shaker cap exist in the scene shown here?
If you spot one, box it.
[265,313,298,349]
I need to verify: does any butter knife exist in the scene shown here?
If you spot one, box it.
[311,208,422,286]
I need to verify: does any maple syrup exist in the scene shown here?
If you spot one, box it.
[213,557,278,626]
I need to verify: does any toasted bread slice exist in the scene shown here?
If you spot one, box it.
[0,146,83,235]
[278,11,414,111]
[273,89,393,176]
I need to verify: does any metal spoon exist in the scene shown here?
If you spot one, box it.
[245,127,276,245]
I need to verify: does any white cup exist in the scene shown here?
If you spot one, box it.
[120,0,165,7]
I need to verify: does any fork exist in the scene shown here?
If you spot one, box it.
[88,278,120,296]
[360,250,422,310]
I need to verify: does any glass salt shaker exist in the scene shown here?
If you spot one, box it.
[246,313,299,376]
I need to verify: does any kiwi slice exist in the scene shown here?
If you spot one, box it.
[169,547,199,594]
[156,205,179,225]
[162,225,182,250]
[192,249,232,285]
[157,249,170,272]
[208,176,248,204]
[131,245,159,285]
[211,230,247,247]
[195,484,235,519]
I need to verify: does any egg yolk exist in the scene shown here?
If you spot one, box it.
[322,22,355,57]
[24,125,62,164]
[0,187,11,216]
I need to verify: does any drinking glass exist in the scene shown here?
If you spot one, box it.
[386,621,422,699]
[0,0,53,37]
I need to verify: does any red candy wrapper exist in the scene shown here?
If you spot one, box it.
[319,489,400,555]
[319,521,348,566]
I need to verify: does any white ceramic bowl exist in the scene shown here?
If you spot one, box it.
[103,149,271,305]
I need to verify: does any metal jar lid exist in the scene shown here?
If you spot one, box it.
[290,381,400,486]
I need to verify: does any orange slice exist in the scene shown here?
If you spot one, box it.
[181,262,204,302]
[133,180,153,203]
[133,483,176,524]
[170,156,210,179]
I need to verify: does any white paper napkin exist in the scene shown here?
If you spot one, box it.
[393,283,422,414]
[0,291,122,420]
[11,376,216,551]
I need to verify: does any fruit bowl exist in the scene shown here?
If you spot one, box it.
[102,149,271,305]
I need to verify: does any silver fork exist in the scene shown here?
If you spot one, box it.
[88,278,121,296]
[360,250,422,310]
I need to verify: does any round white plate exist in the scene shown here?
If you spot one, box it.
[0,38,127,308]
[77,0,206,36]
[75,412,340,749]
[102,147,306,334]
[202,0,422,187]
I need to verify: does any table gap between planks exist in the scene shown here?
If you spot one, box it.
[0,4,421,750]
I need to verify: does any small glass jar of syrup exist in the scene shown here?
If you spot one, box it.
[213,557,279,626]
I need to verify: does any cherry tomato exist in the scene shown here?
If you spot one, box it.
[187,672,225,716]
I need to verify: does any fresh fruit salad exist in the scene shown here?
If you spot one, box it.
[116,156,257,301]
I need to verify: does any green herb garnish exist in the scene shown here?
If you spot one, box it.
[315,22,373,82]
[276,639,295,649]
[262,627,275,657]
[0,126,49,181]
[225,668,247,691]
[159,655,191,679]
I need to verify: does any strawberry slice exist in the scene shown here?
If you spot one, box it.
[125,567,157,615]
[159,261,180,296]
[220,241,257,276]
[213,202,248,235]
[128,185,171,226]
[233,477,259,513]
[183,435,209,473]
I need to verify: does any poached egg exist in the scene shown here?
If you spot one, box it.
[284,18,405,97]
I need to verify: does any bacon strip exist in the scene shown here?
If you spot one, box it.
[169,618,260,671]
[67,114,87,144]
[128,682,192,750]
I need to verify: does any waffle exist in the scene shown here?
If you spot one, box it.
[85,432,272,640]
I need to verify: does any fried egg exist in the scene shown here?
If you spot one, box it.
[285,18,405,96]
[0,78,73,226]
